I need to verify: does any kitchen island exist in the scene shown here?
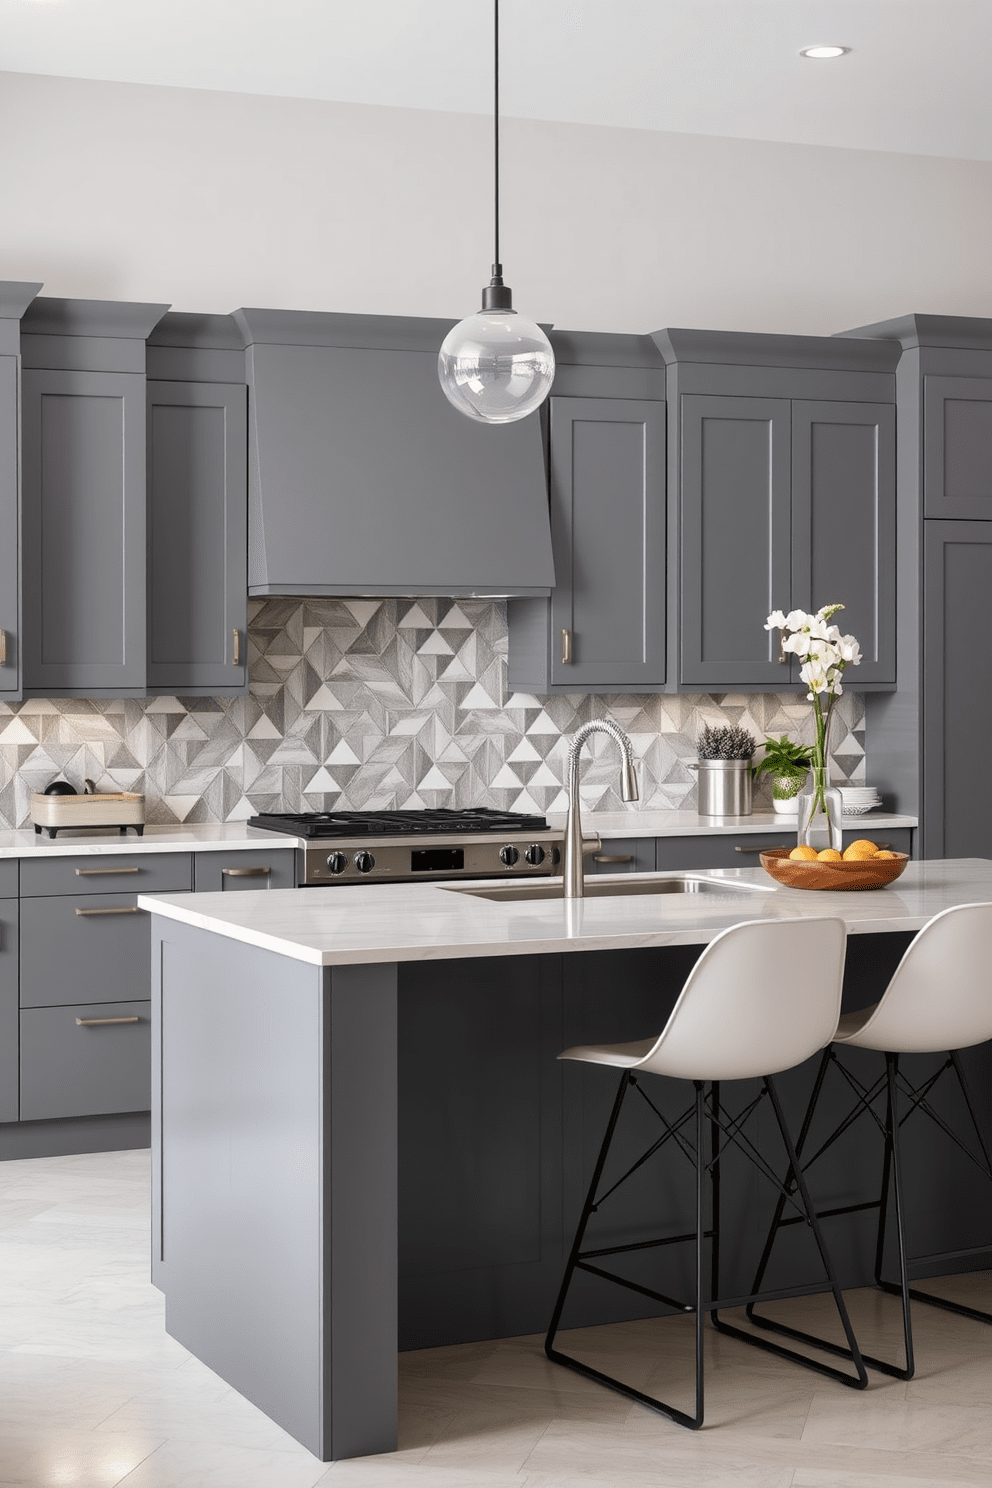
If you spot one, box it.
[141,858,992,1461]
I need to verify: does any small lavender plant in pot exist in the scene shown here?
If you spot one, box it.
[693,724,756,817]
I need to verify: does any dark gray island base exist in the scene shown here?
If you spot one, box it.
[147,885,991,1462]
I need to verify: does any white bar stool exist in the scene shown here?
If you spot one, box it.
[746,901,992,1380]
[544,916,868,1430]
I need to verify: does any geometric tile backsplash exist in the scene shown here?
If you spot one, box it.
[0,598,866,829]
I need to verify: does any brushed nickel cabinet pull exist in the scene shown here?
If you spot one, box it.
[75,905,141,916]
[0,629,6,667]
[75,866,140,876]
[232,628,241,666]
[561,627,572,665]
[778,643,788,664]
[76,1015,140,1027]
[221,865,271,878]
[592,853,634,864]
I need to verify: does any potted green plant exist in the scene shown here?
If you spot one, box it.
[752,734,815,813]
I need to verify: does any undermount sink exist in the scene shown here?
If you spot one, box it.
[444,875,775,904]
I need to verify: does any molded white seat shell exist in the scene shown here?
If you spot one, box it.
[834,902,992,1054]
[560,917,846,1083]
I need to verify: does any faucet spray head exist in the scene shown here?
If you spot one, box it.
[621,755,639,802]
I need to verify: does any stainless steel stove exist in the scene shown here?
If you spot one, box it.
[247,808,564,886]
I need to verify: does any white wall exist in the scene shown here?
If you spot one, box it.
[2,68,991,334]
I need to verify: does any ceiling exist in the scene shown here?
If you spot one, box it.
[2,0,990,161]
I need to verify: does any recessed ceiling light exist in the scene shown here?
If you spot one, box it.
[800,45,851,60]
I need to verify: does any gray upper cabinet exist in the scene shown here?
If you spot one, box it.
[792,400,896,685]
[146,377,247,694]
[0,282,43,702]
[508,395,665,692]
[924,375,992,519]
[0,889,17,1124]
[19,297,169,697]
[507,333,666,694]
[658,328,899,692]
[678,393,792,688]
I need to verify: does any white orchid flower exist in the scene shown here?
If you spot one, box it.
[817,603,845,623]
[784,609,810,632]
[765,610,788,631]
[837,634,862,665]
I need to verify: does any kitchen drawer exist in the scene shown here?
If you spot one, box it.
[20,893,155,1008]
[655,827,914,872]
[584,837,655,875]
[19,852,192,898]
[0,860,16,897]
[0,897,17,1124]
[193,847,297,892]
[20,1000,150,1120]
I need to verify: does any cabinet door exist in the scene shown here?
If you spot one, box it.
[0,898,17,1123]
[924,376,992,519]
[584,837,655,875]
[923,522,992,857]
[0,357,18,699]
[193,848,297,892]
[21,368,146,693]
[549,397,665,688]
[679,396,792,687]
[147,381,248,693]
[791,401,896,685]
[20,894,156,1009]
[20,1000,150,1120]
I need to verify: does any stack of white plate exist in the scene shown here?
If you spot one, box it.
[839,785,882,816]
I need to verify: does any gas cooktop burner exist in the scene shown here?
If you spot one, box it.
[247,808,549,839]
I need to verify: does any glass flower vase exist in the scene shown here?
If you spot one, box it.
[796,766,843,852]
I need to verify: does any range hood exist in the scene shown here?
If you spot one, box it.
[234,308,555,598]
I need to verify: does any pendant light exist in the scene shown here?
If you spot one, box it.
[438,0,555,424]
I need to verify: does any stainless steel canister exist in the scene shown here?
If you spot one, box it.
[691,758,753,817]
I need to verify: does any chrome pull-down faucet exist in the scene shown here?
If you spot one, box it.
[563,720,639,898]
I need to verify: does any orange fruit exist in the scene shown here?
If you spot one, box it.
[817,849,843,861]
[789,845,819,861]
[843,843,877,861]
[876,850,897,860]
[847,839,880,857]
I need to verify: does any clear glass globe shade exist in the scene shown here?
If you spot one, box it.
[438,309,555,424]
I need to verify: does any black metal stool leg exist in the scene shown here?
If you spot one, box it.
[712,1076,868,1389]
[546,1075,707,1430]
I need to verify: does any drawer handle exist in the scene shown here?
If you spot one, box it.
[592,853,634,864]
[76,1015,140,1027]
[0,629,6,667]
[75,905,141,916]
[75,866,141,876]
[221,865,271,878]
[560,627,572,665]
[232,628,241,666]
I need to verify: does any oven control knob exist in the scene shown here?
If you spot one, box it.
[354,851,376,874]
[499,845,520,867]
[550,845,561,866]
[325,852,349,875]
[525,844,546,866]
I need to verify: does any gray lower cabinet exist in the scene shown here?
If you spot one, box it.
[18,851,191,1121]
[193,848,297,892]
[584,837,655,874]
[654,827,913,872]
[20,1001,151,1121]
[0,892,17,1123]
[922,522,992,857]
[508,396,665,692]
[146,379,248,694]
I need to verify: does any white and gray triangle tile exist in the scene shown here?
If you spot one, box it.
[0,601,866,828]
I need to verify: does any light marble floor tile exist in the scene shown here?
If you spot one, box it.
[2,1150,991,1488]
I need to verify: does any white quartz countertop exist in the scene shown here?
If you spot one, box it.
[138,857,984,969]
[0,822,305,860]
[554,809,917,839]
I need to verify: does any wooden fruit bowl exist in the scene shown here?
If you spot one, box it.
[759,846,909,891]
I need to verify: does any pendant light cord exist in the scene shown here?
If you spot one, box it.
[492,0,502,283]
